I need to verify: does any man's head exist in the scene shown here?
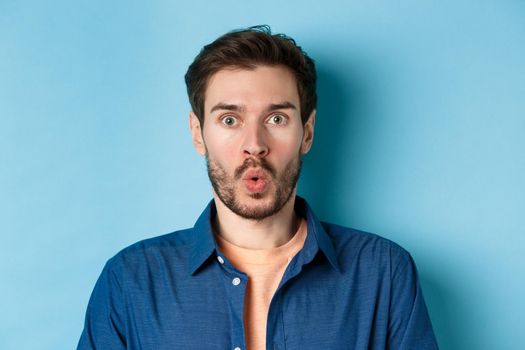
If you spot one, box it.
[185,26,317,220]
[185,25,317,126]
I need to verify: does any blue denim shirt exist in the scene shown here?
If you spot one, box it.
[78,196,438,349]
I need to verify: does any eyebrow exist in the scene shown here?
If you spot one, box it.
[209,101,297,114]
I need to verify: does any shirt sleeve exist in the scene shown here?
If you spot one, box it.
[387,247,439,350]
[77,257,127,350]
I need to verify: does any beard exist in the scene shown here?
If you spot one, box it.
[206,153,302,221]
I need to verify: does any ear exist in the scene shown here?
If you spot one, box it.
[189,112,206,156]
[300,110,316,154]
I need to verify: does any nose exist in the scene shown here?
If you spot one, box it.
[242,122,269,158]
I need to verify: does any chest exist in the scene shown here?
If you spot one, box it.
[121,262,391,350]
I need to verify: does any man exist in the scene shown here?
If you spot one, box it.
[78,26,438,349]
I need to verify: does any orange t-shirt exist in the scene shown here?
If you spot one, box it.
[214,219,307,350]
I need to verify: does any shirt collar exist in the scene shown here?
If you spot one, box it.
[188,200,218,275]
[295,196,341,273]
[188,196,341,275]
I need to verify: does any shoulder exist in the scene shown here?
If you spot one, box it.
[320,221,412,270]
[104,228,195,273]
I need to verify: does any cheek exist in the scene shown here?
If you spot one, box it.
[203,129,238,162]
[271,128,304,155]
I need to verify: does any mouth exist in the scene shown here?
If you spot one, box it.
[242,169,269,193]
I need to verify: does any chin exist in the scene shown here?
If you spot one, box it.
[247,191,268,200]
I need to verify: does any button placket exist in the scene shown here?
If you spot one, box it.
[218,260,247,350]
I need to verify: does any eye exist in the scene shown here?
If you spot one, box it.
[221,115,238,126]
[267,114,287,125]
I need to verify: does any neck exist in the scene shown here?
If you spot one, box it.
[212,191,300,250]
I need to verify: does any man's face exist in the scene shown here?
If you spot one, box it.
[190,65,315,220]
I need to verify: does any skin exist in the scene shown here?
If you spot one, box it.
[190,65,315,249]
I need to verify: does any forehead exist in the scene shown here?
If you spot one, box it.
[204,65,300,114]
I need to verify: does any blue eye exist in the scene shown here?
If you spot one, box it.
[268,114,286,125]
[221,115,237,126]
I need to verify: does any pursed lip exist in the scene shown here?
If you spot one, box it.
[241,168,269,193]
[241,168,268,181]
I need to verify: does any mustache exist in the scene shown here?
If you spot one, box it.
[234,158,276,180]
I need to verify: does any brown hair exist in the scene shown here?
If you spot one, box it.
[184,25,317,126]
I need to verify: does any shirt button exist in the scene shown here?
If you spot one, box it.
[217,255,224,264]
[234,347,241,350]
[232,277,241,286]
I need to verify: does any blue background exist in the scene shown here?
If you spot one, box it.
[1,1,524,349]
